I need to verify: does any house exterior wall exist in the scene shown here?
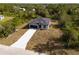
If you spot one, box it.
[40,25,44,29]
[41,25,48,29]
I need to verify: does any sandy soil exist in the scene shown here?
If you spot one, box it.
[26,28,63,50]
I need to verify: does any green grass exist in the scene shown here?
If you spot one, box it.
[0,16,13,24]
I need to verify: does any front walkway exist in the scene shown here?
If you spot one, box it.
[11,29,36,49]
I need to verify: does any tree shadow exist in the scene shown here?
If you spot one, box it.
[22,24,28,29]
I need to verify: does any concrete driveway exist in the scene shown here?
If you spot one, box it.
[0,44,46,55]
[11,29,36,49]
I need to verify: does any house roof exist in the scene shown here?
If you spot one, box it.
[0,15,4,20]
[29,18,51,25]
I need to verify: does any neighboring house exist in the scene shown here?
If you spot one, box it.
[19,8,26,11]
[13,6,26,12]
[28,18,51,29]
[0,15,4,21]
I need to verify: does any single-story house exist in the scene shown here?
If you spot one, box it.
[28,18,51,29]
[0,15,4,21]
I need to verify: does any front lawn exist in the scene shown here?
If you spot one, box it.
[26,28,63,50]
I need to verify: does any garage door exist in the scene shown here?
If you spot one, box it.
[30,25,38,29]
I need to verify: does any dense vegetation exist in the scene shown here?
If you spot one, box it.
[0,4,79,49]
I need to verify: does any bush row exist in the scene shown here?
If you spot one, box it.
[0,17,26,38]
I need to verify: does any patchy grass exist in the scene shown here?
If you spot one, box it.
[0,23,28,46]
[0,29,27,46]
[26,28,63,50]
[26,28,79,55]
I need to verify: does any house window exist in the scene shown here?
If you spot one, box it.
[44,25,47,28]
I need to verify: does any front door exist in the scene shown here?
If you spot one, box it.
[39,25,41,28]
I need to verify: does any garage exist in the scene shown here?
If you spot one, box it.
[30,25,38,29]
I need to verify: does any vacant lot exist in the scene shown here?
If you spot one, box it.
[26,28,63,50]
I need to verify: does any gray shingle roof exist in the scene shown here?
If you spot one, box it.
[29,18,51,25]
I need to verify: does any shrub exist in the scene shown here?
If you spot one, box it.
[0,20,15,37]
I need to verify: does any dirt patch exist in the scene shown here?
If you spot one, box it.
[26,28,79,55]
[26,28,63,50]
